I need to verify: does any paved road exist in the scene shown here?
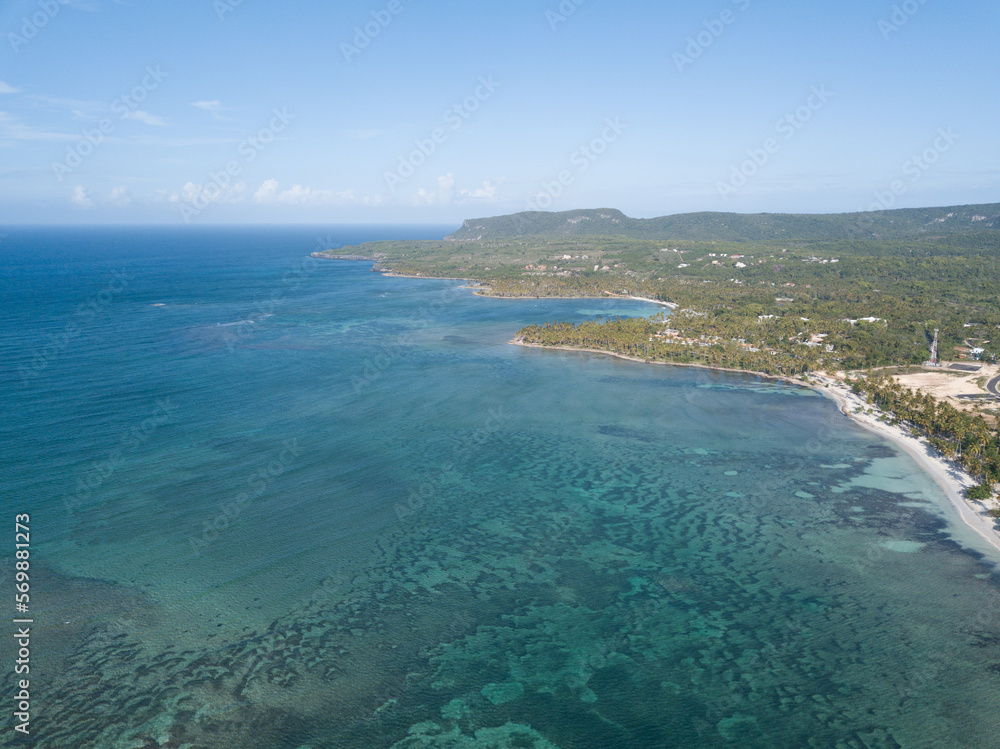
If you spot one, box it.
[988,373,1000,398]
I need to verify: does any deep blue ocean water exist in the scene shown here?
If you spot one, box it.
[1,226,999,748]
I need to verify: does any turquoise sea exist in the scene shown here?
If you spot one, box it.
[1,227,999,748]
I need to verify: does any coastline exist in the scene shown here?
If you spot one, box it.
[311,252,377,262]
[512,339,1000,555]
[313,256,679,307]
[809,373,1000,555]
[510,340,808,387]
[316,254,1000,555]
[472,290,678,307]
[621,294,678,309]
[394,277,676,305]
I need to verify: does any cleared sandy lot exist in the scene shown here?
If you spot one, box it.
[892,362,1000,416]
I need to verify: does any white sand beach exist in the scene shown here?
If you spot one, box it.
[621,294,678,309]
[810,374,1000,555]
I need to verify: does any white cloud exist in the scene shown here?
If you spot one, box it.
[0,111,81,142]
[253,179,357,206]
[191,100,226,119]
[109,186,131,206]
[165,180,248,206]
[344,128,392,139]
[71,185,94,209]
[28,95,102,111]
[0,82,19,95]
[122,110,167,126]
[414,174,498,206]
[252,178,280,203]
[159,179,375,212]
[438,172,456,193]
[27,95,117,123]
[461,180,497,201]
[191,100,222,111]
[415,174,454,206]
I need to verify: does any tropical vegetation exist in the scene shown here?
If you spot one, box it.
[849,375,1000,501]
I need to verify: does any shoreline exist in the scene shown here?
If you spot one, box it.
[469,289,677,307]
[317,255,1000,555]
[809,373,1000,556]
[314,256,678,307]
[311,252,377,262]
[619,294,678,309]
[512,340,1000,555]
[510,340,808,387]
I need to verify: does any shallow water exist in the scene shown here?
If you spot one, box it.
[1,227,999,748]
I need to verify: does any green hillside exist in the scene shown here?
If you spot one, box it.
[449,204,1000,242]
[313,202,1000,386]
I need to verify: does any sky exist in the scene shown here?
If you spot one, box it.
[0,0,998,224]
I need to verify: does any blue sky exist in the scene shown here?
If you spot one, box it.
[1,0,997,224]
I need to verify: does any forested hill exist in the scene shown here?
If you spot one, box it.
[449,204,1000,243]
